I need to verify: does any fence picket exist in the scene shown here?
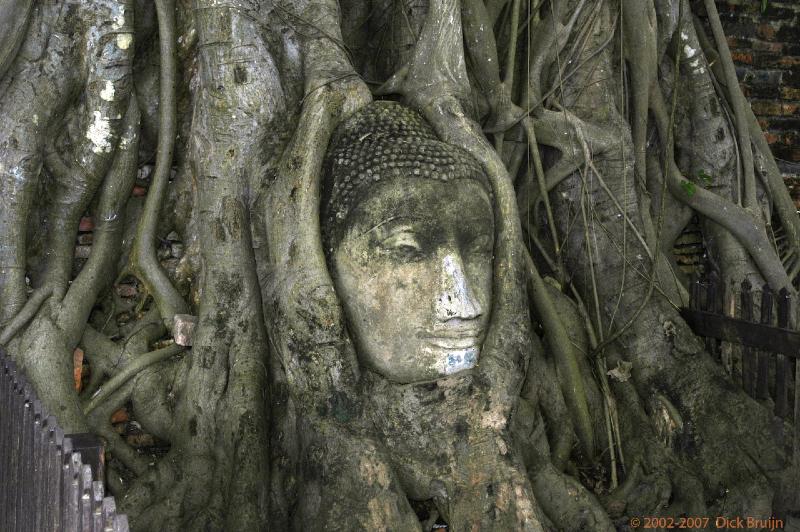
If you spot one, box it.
[690,278,702,311]
[31,400,44,532]
[740,280,756,397]
[0,359,11,531]
[14,377,30,532]
[81,464,93,532]
[705,275,720,359]
[758,285,774,400]
[102,496,117,531]
[43,418,60,532]
[776,288,791,419]
[93,481,106,532]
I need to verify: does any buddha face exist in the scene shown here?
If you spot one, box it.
[331,178,494,383]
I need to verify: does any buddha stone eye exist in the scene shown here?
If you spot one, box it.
[467,234,493,254]
[380,233,424,259]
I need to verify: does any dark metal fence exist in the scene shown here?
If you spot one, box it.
[0,348,129,531]
[680,275,800,460]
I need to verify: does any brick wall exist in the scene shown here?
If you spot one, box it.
[715,0,800,204]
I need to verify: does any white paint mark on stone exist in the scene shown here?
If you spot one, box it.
[86,111,113,154]
[100,80,115,101]
[495,436,508,455]
[116,33,133,50]
[481,407,507,430]
[441,348,478,375]
[113,6,126,30]
[436,254,479,319]
[9,166,25,183]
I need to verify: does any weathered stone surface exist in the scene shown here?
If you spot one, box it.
[173,314,198,346]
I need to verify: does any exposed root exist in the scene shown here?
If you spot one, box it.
[129,0,187,330]
[84,343,185,415]
[702,0,756,212]
[86,380,152,477]
[650,88,791,290]
[0,286,53,346]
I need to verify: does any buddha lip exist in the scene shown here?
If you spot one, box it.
[419,329,482,339]
[424,334,481,349]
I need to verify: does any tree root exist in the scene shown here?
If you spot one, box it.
[86,379,152,477]
[650,88,791,290]
[703,0,757,211]
[524,250,595,457]
[0,2,78,322]
[0,286,52,346]
[128,0,187,330]
[692,14,800,275]
[0,0,33,79]
[36,0,134,298]
[84,343,184,415]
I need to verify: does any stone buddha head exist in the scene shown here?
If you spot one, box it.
[322,101,495,384]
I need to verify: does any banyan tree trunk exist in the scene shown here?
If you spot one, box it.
[0,0,797,529]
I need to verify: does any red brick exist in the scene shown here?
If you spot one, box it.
[74,245,91,259]
[752,40,783,53]
[764,132,780,144]
[116,283,138,297]
[781,87,800,100]
[73,348,84,392]
[111,409,129,424]
[756,22,778,41]
[78,216,94,232]
[731,51,754,64]
[132,185,148,197]
[776,56,800,67]
[756,22,777,41]
[727,36,753,49]
[752,101,799,116]
[751,100,783,115]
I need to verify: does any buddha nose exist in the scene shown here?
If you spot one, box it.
[435,253,483,321]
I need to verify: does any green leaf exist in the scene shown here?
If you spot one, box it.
[761,0,768,13]
[697,169,713,184]
[681,180,696,197]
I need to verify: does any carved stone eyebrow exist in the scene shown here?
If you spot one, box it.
[358,215,411,237]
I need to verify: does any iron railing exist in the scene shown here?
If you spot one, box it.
[0,348,129,531]
[681,275,799,459]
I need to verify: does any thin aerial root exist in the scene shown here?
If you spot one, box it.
[84,343,185,415]
[650,88,791,290]
[57,98,141,347]
[525,248,595,458]
[86,381,151,477]
[692,14,800,261]
[703,0,757,212]
[0,287,53,346]
[521,117,562,267]
[129,0,188,329]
